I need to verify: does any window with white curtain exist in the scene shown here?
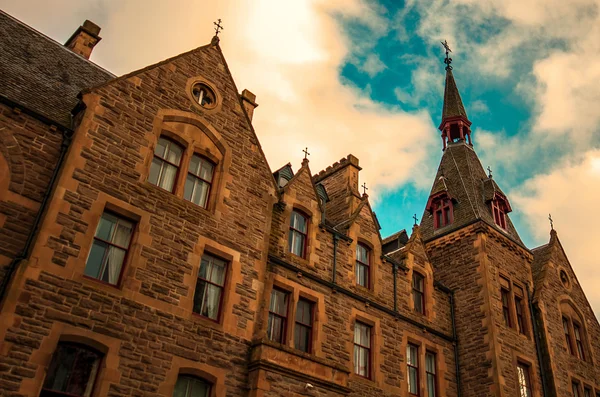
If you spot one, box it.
[183,154,214,208]
[353,322,371,378]
[193,254,227,321]
[148,137,183,192]
[84,211,134,285]
[173,375,211,397]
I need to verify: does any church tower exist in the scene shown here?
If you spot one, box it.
[421,44,544,397]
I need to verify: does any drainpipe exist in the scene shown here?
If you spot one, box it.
[0,126,73,304]
[332,234,339,288]
[527,284,548,397]
[392,262,398,312]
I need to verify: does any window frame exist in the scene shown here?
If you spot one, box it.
[288,209,309,258]
[267,287,290,344]
[491,198,508,229]
[356,243,371,289]
[192,253,228,322]
[407,343,420,396]
[40,343,102,397]
[412,272,426,315]
[148,136,184,193]
[173,374,212,397]
[573,322,586,361]
[573,381,582,397]
[353,321,372,379]
[501,287,512,328]
[425,351,437,397]
[514,294,526,336]
[433,198,453,229]
[563,316,575,355]
[294,298,314,353]
[516,362,532,397]
[184,153,215,209]
[84,210,135,287]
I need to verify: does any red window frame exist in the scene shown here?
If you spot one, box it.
[84,211,135,288]
[40,343,102,397]
[407,343,420,396]
[425,351,437,397]
[192,253,228,322]
[184,154,215,209]
[288,210,308,258]
[516,362,532,397]
[294,298,314,353]
[356,243,370,288]
[412,272,425,315]
[149,136,184,193]
[573,323,586,361]
[491,199,507,229]
[563,317,574,355]
[353,322,371,379]
[267,288,289,344]
[501,288,512,328]
[433,198,453,228]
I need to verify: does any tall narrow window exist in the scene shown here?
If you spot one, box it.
[491,199,507,229]
[267,288,289,343]
[85,211,134,286]
[563,317,574,355]
[573,323,586,361]
[193,254,227,321]
[353,322,371,378]
[514,295,526,335]
[425,351,437,397]
[433,198,453,228]
[288,210,308,258]
[356,244,370,288]
[584,388,592,397]
[184,154,214,208]
[516,362,532,397]
[412,272,425,315]
[407,344,419,396]
[572,382,581,397]
[294,298,313,353]
[501,288,512,327]
[148,137,183,192]
[41,343,102,397]
[173,375,211,397]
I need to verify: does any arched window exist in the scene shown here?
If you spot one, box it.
[148,137,183,192]
[184,154,214,208]
[288,210,308,258]
[433,198,453,228]
[412,272,425,314]
[356,244,370,288]
[40,343,102,397]
[561,303,588,362]
[173,375,211,397]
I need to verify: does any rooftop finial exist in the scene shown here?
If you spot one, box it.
[441,40,452,70]
[303,147,310,160]
[548,213,554,230]
[361,182,368,196]
[214,19,224,37]
[413,213,419,226]
[487,166,493,178]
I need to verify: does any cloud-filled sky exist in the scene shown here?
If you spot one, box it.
[2,0,598,317]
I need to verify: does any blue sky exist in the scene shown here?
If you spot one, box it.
[2,0,599,315]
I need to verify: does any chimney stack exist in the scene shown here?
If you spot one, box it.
[241,89,258,121]
[65,20,102,60]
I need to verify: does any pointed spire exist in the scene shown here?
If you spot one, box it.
[438,41,472,150]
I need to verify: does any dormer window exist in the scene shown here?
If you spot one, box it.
[433,198,453,228]
[491,199,507,229]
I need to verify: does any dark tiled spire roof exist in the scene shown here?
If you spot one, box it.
[420,142,523,245]
[442,69,468,121]
[0,10,114,128]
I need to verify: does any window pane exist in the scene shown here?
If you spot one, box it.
[427,374,436,397]
[165,141,183,165]
[84,241,108,279]
[148,157,163,185]
[184,174,196,201]
[66,349,100,396]
[192,180,210,208]
[291,211,307,233]
[294,324,310,352]
[43,344,100,397]
[356,263,368,287]
[267,314,283,342]
[407,344,418,366]
[296,299,312,325]
[112,220,133,247]
[269,289,288,316]
[354,323,370,347]
[426,353,436,373]
[159,163,177,191]
[189,154,201,176]
[101,246,126,285]
[290,231,305,257]
[357,244,368,263]
[200,160,214,181]
[193,279,207,315]
[207,258,226,285]
[174,376,210,397]
[408,367,418,394]
[202,284,221,320]
[95,213,117,241]
[155,137,169,157]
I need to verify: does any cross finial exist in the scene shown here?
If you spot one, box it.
[548,213,554,230]
[361,182,368,195]
[487,166,493,178]
[302,147,310,159]
[213,19,224,36]
[441,40,453,70]
[413,214,419,226]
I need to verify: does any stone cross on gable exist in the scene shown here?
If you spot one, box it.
[361,182,368,195]
[549,213,554,230]
[487,166,493,178]
[214,19,224,36]
[303,147,310,159]
[413,214,419,226]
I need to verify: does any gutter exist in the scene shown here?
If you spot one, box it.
[0,102,75,305]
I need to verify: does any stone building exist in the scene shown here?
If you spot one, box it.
[0,10,598,397]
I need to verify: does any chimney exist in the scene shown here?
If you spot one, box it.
[241,89,258,121]
[65,20,102,60]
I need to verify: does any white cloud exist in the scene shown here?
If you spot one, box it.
[361,54,387,77]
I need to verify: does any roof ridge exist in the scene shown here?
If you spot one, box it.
[0,10,115,77]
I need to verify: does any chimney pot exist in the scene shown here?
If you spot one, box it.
[65,20,102,60]
[241,89,258,121]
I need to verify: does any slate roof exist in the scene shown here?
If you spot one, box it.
[441,69,468,121]
[0,10,114,128]
[420,141,523,245]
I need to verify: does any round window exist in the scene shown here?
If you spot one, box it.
[559,270,570,289]
[191,83,216,108]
